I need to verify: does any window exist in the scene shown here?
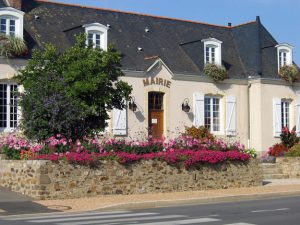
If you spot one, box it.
[281,100,290,129]
[279,50,287,68]
[83,23,108,50]
[276,43,293,70]
[0,8,24,38]
[205,45,216,64]
[0,84,18,131]
[87,32,101,49]
[0,17,16,36]
[201,38,222,65]
[204,96,220,132]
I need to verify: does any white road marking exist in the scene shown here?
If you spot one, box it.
[126,218,221,225]
[28,212,158,223]
[58,215,186,225]
[5,211,130,221]
[251,208,289,213]
[224,223,256,225]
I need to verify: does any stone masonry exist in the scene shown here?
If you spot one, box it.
[0,159,263,200]
[276,157,300,178]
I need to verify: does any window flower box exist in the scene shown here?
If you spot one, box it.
[279,65,299,84]
[203,63,228,82]
[0,34,28,58]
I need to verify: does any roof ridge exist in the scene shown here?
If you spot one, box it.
[35,0,255,29]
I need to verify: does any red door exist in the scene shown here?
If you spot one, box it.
[148,92,164,139]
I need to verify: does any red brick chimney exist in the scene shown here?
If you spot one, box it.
[5,0,22,10]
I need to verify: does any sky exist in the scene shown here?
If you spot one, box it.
[56,0,300,64]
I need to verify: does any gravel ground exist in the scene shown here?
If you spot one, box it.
[34,180,300,212]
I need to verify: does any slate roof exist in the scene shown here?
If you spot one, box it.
[16,0,298,79]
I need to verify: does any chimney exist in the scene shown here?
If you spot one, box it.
[5,0,22,10]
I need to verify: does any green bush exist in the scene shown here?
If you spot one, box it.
[2,146,21,160]
[243,148,257,158]
[16,34,132,141]
[286,144,300,157]
[203,63,228,81]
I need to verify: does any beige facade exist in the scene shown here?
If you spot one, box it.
[1,59,300,152]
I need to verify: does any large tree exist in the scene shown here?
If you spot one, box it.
[16,34,132,141]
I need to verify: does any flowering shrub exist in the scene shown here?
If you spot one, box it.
[243,148,257,158]
[0,133,250,166]
[280,127,299,148]
[268,143,288,157]
[32,149,250,168]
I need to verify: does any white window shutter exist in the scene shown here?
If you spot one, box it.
[296,98,300,137]
[113,106,127,136]
[226,95,236,136]
[273,98,282,137]
[193,93,204,127]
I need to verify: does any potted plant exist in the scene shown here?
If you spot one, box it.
[203,63,228,81]
[279,64,299,84]
[0,34,28,58]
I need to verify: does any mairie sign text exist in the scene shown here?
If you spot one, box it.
[143,77,171,88]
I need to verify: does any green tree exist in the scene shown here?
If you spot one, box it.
[16,34,132,141]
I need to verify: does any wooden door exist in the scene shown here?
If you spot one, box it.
[149,110,164,139]
[148,92,164,139]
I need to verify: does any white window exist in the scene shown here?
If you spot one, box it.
[0,7,24,38]
[204,96,220,132]
[279,50,288,68]
[0,84,18,131]
[205,45,216,64]
[83,23,108,50]
[281,100,290,129]
[0,17,16,36]
[201,38,222,65]
[276,43,293,70]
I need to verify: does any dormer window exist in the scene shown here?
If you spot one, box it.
[83,23,108,50]
[0,7,24,38]
[276,43,293,70]
[202,38,222,65]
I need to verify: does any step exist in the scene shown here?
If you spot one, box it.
[263,174,289,179]
[261,163,277,168]
[262,168,283,174]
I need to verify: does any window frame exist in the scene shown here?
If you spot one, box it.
[201,38,222,65]
[276,43,294,71]
[281,99,291,130]
[204,95,223,134]
[0,82,19,132]
[83,23,108,50]
[0,7,24,39]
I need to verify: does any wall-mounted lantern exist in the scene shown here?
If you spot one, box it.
[182,98,191,112]
[129,97,137,112]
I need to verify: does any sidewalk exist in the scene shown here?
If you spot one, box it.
[34,179,300,213]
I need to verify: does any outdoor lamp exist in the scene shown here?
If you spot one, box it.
[182,98,190,112]
[129,98,137,112]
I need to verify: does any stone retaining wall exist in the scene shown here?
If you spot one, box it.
[276,157,300,178]
[0,159,262,200]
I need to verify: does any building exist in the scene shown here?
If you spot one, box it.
[0,0,299,152]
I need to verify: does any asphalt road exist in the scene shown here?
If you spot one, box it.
[1,195,300,225]
[0,187,58,216]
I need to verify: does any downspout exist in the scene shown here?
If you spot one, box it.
[247,81,251,149]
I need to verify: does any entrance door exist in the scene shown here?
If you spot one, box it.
[148,92,164,139]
